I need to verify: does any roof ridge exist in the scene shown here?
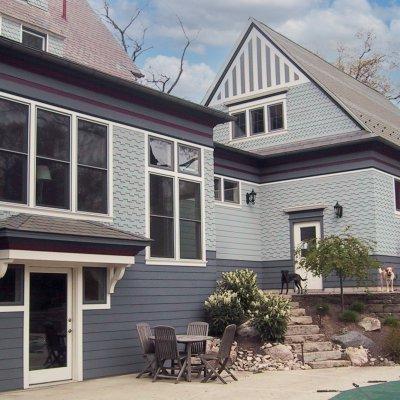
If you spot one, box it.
[253,19,390,102]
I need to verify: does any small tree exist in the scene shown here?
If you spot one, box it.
[296,230,379,311]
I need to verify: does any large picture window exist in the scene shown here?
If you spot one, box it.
[78,119,108,214]
[36,108,71,209]
[0,98,29,204]
[0,94,111,216]
[148,137,203,262]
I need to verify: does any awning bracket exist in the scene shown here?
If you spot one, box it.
[109,266,127,294]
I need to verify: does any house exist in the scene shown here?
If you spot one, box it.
[204,19,400,291]
[0,0,231,392]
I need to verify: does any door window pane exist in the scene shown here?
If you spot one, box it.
[0,265,23,305]
[78,167,107,214]
[178,144,200,175]
[37,109,70,162]
[300,226,316,257]
[149,137,173,169]
[0,98,29,204]
[179,180,202,260]
[77,119,108,214]
[214,177,222,201]
[232,112,246,138]
[83,268,107,304]
[224,180,239,203]
[36,158,70,209]
[150,175,174,258]
[29,273,67,371]
[268,103,284,131]
[250,108,265,135]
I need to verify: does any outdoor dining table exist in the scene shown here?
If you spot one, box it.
[150,334,213,382]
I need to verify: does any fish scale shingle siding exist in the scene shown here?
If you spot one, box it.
[27,0,48,11]
[212,82,359,152]
[0,16,21,42]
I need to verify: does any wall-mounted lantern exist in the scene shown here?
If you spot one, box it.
[246,189,257,205]
[334,201,343,218]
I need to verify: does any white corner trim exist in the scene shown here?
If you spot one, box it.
[108,266,126,294]
[283,204,327,213]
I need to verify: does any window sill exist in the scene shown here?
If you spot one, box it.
[230,129,287,143]
[146,258,207,267]
[215,200,242,208]
[0,305,25,313]
[82,302,110,310]
[0,201,113,222]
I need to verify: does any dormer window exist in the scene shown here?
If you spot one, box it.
[268,103,284,131]
[250,107,265,135]
[22,27,46,51]
[232,112,246,139]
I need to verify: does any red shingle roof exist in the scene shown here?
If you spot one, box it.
[0,0,141,80]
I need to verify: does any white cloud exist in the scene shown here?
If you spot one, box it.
[140,55,215,102]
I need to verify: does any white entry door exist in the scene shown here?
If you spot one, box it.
[293,221,323,290]
[28,268,73,385]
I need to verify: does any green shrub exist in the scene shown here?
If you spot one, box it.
[251,291,291,342]
[384,315,400,328]
[316,303,330,317]
[204,290,245,335]
[339,309,360,323]
[217,269,259,315]
[384,328,400,363]
[349,301,365,313]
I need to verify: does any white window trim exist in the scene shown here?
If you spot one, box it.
[145,132,207,267]
[214,174,242,208]
[82,267,111,310]
[21,25,48,52]
[229,94,287,141]
[0,91,113,222]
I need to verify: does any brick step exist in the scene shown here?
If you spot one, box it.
[285,333,326,344]
[287,324,320,335]
[290,308,306,317]
[289,316,313,325]
[292,341,333,353]
[308,360,351,369]
[303,350,342,363]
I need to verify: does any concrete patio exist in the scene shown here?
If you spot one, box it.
[2,367,399,400]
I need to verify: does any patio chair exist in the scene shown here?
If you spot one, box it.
[186,321,209,376]
[153,326,186,383]
[136,323,156,378]
[200,324,238,384]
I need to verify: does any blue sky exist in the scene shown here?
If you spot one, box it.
[89,0,400,103]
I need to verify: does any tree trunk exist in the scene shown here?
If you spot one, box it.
[339,274,344,311]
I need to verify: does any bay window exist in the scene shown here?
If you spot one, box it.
[0,98,29,204]
[0,95,110,216]
[148,136,203,262]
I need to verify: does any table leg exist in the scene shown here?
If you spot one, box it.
[187,343,192,382]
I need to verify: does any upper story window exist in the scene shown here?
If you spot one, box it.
[230,98,286,140]
[148,136,204,262]
[0,94,110,217]
[214,176,240,205]
[22,26,46,51]
[395,179,400,212]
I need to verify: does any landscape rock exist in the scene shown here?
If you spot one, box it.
[237,320,259,339]
[345,347,369,366]
[207,338,238,362]
[332,331,375,350]
[358,317,381,332]
[262,343,294,362]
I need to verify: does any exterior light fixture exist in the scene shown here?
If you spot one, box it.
[334,201,343,218]
[246,189,257,205]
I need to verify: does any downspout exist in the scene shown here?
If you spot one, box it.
[62,0,67,20]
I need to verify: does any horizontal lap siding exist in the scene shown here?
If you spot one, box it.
[0,313,23,392]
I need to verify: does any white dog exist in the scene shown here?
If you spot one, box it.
[378,267,396,293]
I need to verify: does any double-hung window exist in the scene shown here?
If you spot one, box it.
[148,136,203,262]
[0,95,110,217]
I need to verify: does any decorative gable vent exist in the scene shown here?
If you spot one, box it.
[209,28,307,105]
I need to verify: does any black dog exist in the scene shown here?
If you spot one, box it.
[280,270,307,294]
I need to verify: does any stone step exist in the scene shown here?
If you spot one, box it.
[289,316,313,325]
[308,360,351,369]
[292,341,333,353]
[303,350,342,363]
[285,334,326,344]
[290,308,306,317]
[289,302,299,308]
[286,324,320,336]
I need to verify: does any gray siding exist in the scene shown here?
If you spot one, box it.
[0,313,23,391]
[212,82,359,152]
